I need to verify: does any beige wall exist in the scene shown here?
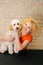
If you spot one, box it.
[0,0,43,49]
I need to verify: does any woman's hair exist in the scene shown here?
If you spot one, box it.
[22,18,38,34]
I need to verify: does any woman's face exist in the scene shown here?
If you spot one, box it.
[23,22,32,34]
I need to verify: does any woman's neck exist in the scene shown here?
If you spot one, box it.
[21,30,28,36]
[21,29,31,36]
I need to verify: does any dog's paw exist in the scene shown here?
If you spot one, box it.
[14,50,19,54]
[0,46,7,54]
[9,52,13,55]
[8,51,13,55]
[0,49,5,53]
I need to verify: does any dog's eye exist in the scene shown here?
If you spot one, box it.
[17,23,19,25]
[14,24,15,25]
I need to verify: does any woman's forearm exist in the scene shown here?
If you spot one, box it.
[15,33,22,51]
[1,36,15,42]
[14,31,29,51]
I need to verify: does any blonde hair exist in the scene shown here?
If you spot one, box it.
[22,18,38,34]
[9,24,13,31]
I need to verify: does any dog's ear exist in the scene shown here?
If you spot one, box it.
[9,24,13,31]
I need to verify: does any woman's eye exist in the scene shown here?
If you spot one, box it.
[28,27,30,29]
[26,24,27,25]
[17,23,19,25]
[14,24,15,25]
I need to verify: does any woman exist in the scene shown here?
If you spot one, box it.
[14,19,32,52]
[14,18,38,53]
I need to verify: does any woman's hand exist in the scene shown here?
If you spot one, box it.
[1,36,15,42]
[7,37,15,42]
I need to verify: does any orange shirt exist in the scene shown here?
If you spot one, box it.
[20,33,32,50]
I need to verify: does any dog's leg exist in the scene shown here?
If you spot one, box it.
[0,43,7,53]
[7,43,13,54]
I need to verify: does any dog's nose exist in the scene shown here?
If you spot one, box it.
[16,27,18,29]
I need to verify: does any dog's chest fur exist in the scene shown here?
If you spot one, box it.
[6,30,20,53]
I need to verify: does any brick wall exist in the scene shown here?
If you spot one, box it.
[0,0,43,49]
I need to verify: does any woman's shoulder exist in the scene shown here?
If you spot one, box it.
[20,33,32,42]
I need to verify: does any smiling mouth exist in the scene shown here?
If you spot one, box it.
[23,28,27,31]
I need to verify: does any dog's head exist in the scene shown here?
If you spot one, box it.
[9,19,22,31]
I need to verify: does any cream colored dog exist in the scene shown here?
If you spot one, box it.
[0,19,22,54]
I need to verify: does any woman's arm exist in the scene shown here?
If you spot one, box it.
[1,36,15,42]
[15,38,29,51]
[15,31,30,51]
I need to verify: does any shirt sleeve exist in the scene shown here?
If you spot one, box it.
[20,34,32,43]
[24,34,32,42]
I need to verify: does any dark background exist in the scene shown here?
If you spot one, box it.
[0,50,43,65]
